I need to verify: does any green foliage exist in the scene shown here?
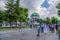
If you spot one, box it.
[56,3,60,16]
[38,19,46,24]
[0,10,7,26]
[14,0,28,22]
[38,17,58,24]
[5,0,16,23]
[57,10,60,16]
[51,17,58,24]
[43,19,46,23]
[0,11,6,22]
[58,20,60,23]
[5,0,28,23]
[56,3,60,9]
[40,19,43,23]
[19,8,28,22]
[46,17,51,24]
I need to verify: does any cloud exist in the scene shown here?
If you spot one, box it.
[20,0,53,18]
[0,0,6,10]
[20,0,45,18]
[35,0,60,19]
[0,0,60,19]
[47,0,60,18]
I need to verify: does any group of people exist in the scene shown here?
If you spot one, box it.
[29,22,60,40]
[36,23,60,40]
[37,23,55,35]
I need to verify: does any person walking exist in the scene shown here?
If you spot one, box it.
[51,24,55,33]
[56,24,60,40]
[55,24,58,31]
[42,23,48,40]
[30,22,32,28]
[41,23,44,33]
[43,23,48,35]
[48,24,51,31]
[37,24,41,37]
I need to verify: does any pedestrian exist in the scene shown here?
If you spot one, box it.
[48,24,51,31]
[43,23,48,35]
[55,24,58,31]
[51,24,55,33]
[56,24,60,40]
[37,24,40,37]
[41,23,44,33]
[30,23,32,28]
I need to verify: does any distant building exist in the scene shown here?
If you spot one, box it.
[31,12,40,22]
[29,12,40,28]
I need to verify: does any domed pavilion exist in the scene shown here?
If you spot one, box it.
[31,12,40,22]
[30,12,40,28]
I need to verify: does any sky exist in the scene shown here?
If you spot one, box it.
[0,0,60,19]
[41,0,50,8]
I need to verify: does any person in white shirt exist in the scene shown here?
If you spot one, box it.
[37,24,40,37]
[43,23,48,35]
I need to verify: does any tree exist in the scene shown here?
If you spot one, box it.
[5,0,16,27]
[43,19,46,23]
[57,10,60,16]
[56,3,60,16]
[14,0,28,22]
[51,17,58,24]
[56,3,60,9]
[19,8,28,22]
[46,17,51,24]
[38,19,43,24]
[0,10,6,26]
[58,20,60,23]
[5,0,28,27]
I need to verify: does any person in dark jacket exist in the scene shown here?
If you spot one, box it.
[51,24,55,33]
[41,24,44,33]
[55,24,58,31]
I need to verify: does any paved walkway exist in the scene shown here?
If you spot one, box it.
[0,28,59,40]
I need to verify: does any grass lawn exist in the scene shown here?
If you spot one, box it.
[0,26,30,31]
